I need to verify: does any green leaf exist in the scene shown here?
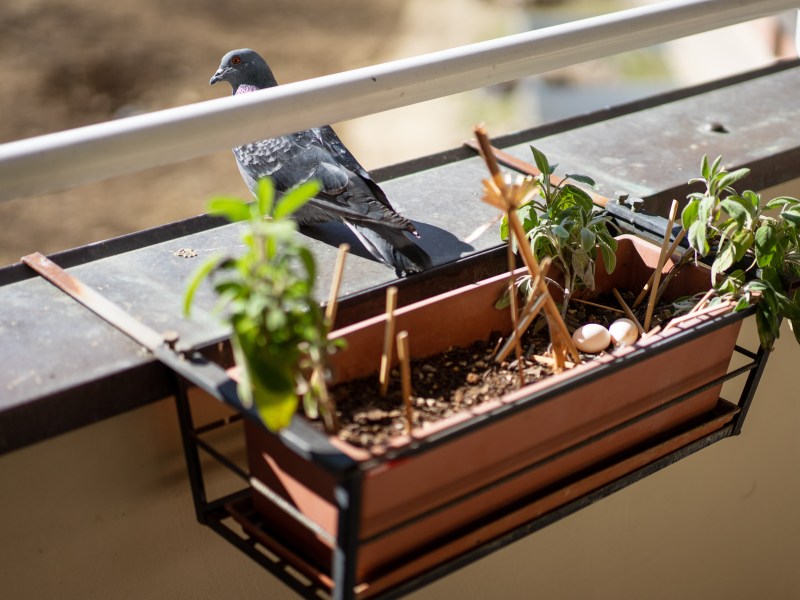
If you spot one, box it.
[734,296,751,312]
[782,209,800,228]
[741,190,761,215]
[566,173,597,189]
[731,229,754,260]
[720,197,749,228]
[571,250,594,290]
[530,145,553,176]
[297,246,317,282]
[597,236,617,274]
[253,385,299,432]
[779,292,800,321]
[274,180,320,220]
[255,178,275,218]
[552,224,570,241]
[563,185,594,213]
[755,307,777,351]
[579,227,596,252]
[681,199,700,230]
[765,196,800,209]
[760,282,780,318]
[495,287,512,310]
[517,203,538,232]
[208,196,252,223]
[717,167,750,193]
[755,224,778,268]
[183,254,226,316]
[709,156,723,178]
[698,195,716,224]
[716,269,745,296]
[700,155,710,180]
[712,238,735,280]
[688,220,709,256]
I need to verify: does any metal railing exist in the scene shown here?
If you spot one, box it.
[0,0,797,202]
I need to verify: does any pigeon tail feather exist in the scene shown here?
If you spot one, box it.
[344,221,432,277]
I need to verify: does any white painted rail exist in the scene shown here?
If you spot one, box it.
[0,0,797,202]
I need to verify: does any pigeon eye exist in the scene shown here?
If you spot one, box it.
[231,56,241,65]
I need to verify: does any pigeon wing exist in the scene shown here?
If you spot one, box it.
[233,132,347,195]
[315,126,397,211]
[236,130,415,231]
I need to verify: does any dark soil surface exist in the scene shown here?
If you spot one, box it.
[330,290,679,450]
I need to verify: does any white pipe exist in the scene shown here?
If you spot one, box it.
[796,9,800,57]
[0,0,796,202]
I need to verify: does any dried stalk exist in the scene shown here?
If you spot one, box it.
[395,331,414,433]
[325,243,350,327]
[531,354,577,369]
[633,228,686,308]
[571,297,625,314]
[653,247,693,306]
[379,286,398,396]
[506,230,526,387]
[644,201,679,331]
[494,259,551,363]
[474,125,580,369]
[611,287,645,335]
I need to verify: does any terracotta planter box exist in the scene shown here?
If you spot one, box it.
[242,235,745,593]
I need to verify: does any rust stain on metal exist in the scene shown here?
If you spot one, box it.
[20,251,165,351]
[21,252,88,300]
[463,139,609,208]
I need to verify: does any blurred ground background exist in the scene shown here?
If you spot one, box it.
[0,0,795,265]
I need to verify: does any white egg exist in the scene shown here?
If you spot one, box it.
[609,318,639,347]
[572,323,611,354]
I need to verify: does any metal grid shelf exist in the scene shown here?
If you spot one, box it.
[173,306,769,600]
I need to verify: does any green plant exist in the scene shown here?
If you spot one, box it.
[681,155,800,350]
[183,178,338,431]
[501,146,617,315]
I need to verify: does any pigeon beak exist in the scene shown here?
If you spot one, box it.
[209,68,225,85]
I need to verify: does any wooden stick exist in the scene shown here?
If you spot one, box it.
[506,222,526,387]
[396,331,414,433]
[641,325,662,340]
[493,258,551,363]
[654,246,693,306]
[571,297,625,314]
[325,243,350,327]
[475,124,507,194]
[506,210,581,362]
[644,201,679,331]
[495,293,547,363]
[312,366,338,434]
[531,354,577,369]
[474,126,579,366]
[462,139,609,208]
[611,288,645,335]
[688,288,716,314]
[379,286,398,396]
[633,228,686,308]
[547,313,567,371]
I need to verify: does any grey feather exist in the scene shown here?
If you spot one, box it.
[211,48,432,276]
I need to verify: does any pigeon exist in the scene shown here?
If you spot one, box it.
[210,48,432,277]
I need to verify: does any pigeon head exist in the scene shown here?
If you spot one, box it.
[209,49,278,94]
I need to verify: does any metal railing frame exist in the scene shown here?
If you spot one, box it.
[0,0,797,202]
